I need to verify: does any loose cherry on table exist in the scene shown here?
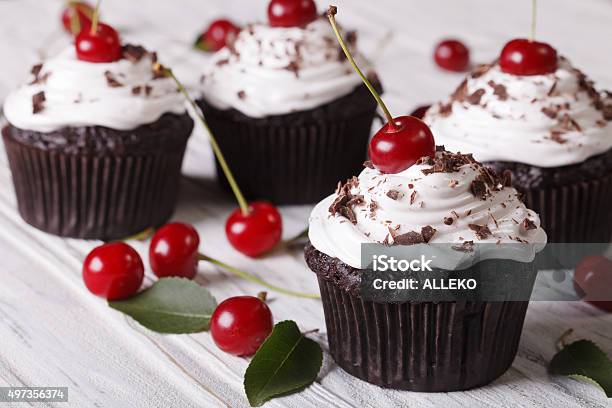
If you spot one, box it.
[61,1,94,35]
[573,255,612,313]
[327,6,435,174]
[268,0,317,28]
[226,202,283,258]
[210,296,274,356]
[83,242,144,300]
[195,19,240,52]
[149,223,200,279]
[434,39,470,72]
[499,38,557,76]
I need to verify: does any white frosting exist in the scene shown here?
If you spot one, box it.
[3,47,186,132]
[309,151,547,270]
[424,59,612,167]
[200,17,367,117]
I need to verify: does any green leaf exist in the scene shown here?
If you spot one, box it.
[244,321,323,407]
[549,339,612,397]
[109,278,217,334]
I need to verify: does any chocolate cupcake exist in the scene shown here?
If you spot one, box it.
[2,44,193,239]
[305,148,547,391]
[197,9,380,204]
[424,57,612,245]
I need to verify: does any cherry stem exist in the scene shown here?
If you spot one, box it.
[530,0,537,42]
[327,6,398,131]
[90,0,101,34]
[69,1,81,34]
[157,64,250,215]
[198,254,320,299]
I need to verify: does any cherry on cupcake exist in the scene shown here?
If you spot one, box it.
[268,0,317,28]
[195,19,240,52]
[210,296,274,356]
[75,4,121,63]
[573,255,612,313]
[434,39,470,72]
[327,6,435,174]
[499,0,557,75]
[83,242,144,300]
[61,1,94,35]
[149,223,200,279]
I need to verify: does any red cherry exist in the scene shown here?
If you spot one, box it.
[149,223,200,279]
[82,242,144,300]
[61,1,94,35]
[195,19,240,52]
[499,38,558,76]
[410,105,431,120]
[75,23,122,63]
[434,39,470,72]
[268,0,317,28]
[226,202,282,258]
[210,296,273,356]
[368,116,436,174]
[573,255,612,312]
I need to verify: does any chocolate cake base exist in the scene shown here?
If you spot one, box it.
[487,148,612,244]
[305,243,535,392]
[197,82,381,205]
[2,113,194,240]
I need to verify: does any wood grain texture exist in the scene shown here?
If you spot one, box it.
[0,0,611,407]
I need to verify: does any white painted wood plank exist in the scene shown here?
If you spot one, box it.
[0,0,611,407]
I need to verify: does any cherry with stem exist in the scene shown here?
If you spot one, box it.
[327,6,435,174]
[75,0,122,63]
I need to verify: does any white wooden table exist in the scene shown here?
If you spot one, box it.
[1,0,611,407]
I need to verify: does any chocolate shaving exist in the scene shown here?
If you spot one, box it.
[386,190,401,200]
[121,44,148,63]
[29,64,50,85]
[488,81,508,101]
[439,103,453,117]
[363,160,374,169]
[451,79,468,101]
[522,218,537,231]
[541,106,559,119]
[421,226,436,243]
[104,71,123,87]
[132,86,142,95]
[501,170,512,187]
[410,190,417,205]
[32,91,46,114]
[549,131,567,144]
[444,217,454,225]
[237,90,246,100]
[470,178,488,200]
[452,241,475,253]
[469,223,492,240]
[467,89,486,105]
[471,63,492,79]
[395,231,425,246]
[328,177,362,225]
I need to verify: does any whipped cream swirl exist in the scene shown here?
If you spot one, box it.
[3,46,186,132]
[424,58,612,167]
[309,149,547,269]
[200,17,368,117]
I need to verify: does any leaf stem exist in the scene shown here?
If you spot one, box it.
[326,6,397,131]
[530,0,537,42]
[198,254,320,299]
[158,65,250,215]
[90,0,101,34]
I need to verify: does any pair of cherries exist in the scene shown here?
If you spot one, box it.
[62,1,122,63]
[83,222,275,356]
[196,0,317,52]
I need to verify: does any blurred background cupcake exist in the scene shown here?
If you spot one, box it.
[197,0,381,205]
[424,39,612,244]
[2,18,193,239]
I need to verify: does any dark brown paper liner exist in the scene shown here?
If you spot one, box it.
[3,129,188,240]
[306,244,536,392]
[318,278,530,392]
[521,174,612,243]
[197,89,379,205]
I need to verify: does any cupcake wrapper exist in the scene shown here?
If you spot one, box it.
[3,131,188,240]
[522,173,612,243]
[523,174,612,268]
[318,277,531,391]
[199,103,378,205]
